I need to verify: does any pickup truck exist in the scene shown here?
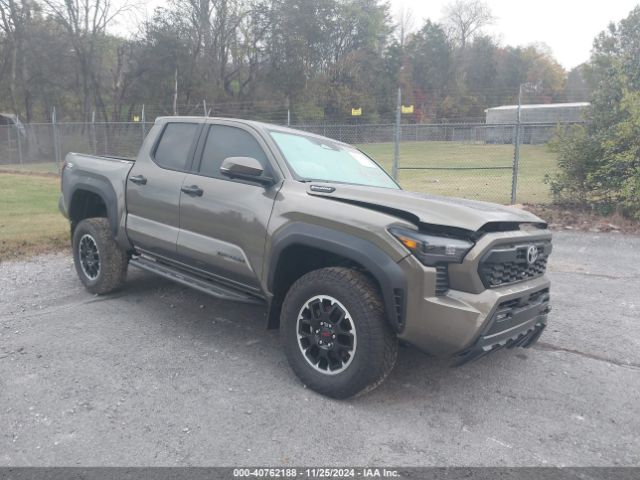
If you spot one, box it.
[59,116,552,398]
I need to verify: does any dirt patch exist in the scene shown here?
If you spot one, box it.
[0,236,69,262]
[521,204,640,235]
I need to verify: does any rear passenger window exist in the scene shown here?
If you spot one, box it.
[153,123,199,171]
[199,125,269,178]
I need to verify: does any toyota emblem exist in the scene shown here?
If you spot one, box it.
[526,245,539,265]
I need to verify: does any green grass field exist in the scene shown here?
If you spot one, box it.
[0,174,69,259]
[359,141,557,204]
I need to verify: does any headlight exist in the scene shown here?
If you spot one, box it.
[389,227,474,266]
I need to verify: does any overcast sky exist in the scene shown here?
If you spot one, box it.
[395,0,639,69]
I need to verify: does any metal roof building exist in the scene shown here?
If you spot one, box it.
[484,102,590,144]
[485,102,590,124]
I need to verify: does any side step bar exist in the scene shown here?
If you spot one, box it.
[130,256,264,305]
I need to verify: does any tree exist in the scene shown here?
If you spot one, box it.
[0,0,32,117]
[405,20,452,120]
[549,6,640,217]
[442,0,494,50]
[1,0,572,124]
[565,65,590,102]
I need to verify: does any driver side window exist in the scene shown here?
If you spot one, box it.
[198,125,269,179]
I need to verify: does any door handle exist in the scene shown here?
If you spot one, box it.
[181,185,203,197]
[129,174,147,185]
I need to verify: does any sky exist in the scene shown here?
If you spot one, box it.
[394,0,639,69]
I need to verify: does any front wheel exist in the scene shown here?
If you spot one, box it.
[72,217,128,295]
[281,267,398,399]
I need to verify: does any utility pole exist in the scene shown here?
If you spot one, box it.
[392,87,401,180]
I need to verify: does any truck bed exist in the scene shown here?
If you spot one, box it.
[60,152,136,249]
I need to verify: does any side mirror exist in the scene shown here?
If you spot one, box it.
[220,156,274,186]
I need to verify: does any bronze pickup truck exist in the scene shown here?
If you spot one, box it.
[59,116,552,398]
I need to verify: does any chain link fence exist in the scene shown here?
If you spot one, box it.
[0,119,582,204]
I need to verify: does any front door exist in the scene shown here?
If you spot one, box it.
[126,121,201,258]
[177,122,280,290]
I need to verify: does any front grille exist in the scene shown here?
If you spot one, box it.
[479,240,551,288]
[435,264,449,295]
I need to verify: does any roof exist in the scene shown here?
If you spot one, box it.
[155,116,351,145]
[486,102,590,112]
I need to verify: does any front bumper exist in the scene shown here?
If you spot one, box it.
[453,321,546,366]
[397,253,551,359]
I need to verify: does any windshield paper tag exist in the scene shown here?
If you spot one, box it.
[349,151,377,168]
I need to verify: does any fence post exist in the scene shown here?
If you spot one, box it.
[511,124,521,204]
[7,122,13,164]
[52,107,61,167]
[392,87,401,180]
[203,100,207,117]
[511,86,523,204]
[141,105,147,141]
[91,110,97,155]
[103,121,109,155]
[511,124,521,205]
[16,115,23,167]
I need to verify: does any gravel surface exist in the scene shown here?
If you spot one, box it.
[0,231,639,466]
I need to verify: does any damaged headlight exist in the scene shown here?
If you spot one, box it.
[389,226,474,266]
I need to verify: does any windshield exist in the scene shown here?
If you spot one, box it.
[269,130,399,189]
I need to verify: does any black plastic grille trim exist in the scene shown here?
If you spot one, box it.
[392,288,405,327]
[479,240,551,288]
[435,264,449,295]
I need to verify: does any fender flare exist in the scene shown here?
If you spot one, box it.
[267,222,407,332]
[69,180,118,235]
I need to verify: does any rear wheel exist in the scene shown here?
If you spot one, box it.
[72,218,128,294]
[281,267,397,399]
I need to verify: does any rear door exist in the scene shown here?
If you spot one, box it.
[126,121,202,258]
[176,122,280,290]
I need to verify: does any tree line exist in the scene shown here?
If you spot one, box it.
[0,0,584,123]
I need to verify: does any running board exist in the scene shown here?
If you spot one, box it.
[130,256,264,305]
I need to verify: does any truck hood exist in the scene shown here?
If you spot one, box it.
[307,184,545,232]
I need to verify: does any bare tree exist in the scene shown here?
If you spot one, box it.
[442,0,494,49]
[396,5,415,48]
[41,0,132,121]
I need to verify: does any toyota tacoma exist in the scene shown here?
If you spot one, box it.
[59,117,552,398]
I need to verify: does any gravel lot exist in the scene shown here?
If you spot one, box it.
[1,231,639,466]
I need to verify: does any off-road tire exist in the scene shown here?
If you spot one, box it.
[281,267,398,399]
[72,218,128,294]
